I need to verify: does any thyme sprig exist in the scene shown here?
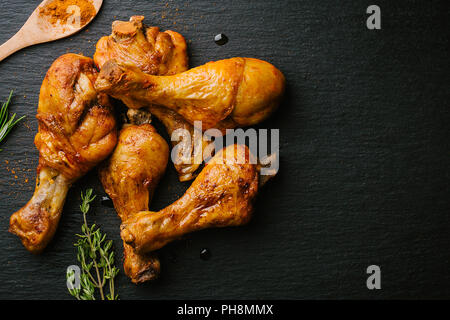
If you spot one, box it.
[0,90,25,151]
[66,189,119,300]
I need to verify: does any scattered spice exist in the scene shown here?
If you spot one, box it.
[39,0,96,27]
[1,156,35,195]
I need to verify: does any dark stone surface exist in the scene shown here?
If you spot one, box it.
[0,0,448,299]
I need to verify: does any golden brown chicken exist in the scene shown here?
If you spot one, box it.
[146,105,210,181]
[94,16,188,76]
[95,57,285,129]
[9,54,117,253]
[94,16,206,181]
[99,123,169,283]
[120,144,268,254]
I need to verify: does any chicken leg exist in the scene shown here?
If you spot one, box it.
[94,16,207,181]
[99,123,169,283]
[10,54,117,253]
[94,15,188,76]
[120,144,271,254]
[95,57,285,129]
[145,105,209,181]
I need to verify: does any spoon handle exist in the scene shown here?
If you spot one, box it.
[0,29,32,62]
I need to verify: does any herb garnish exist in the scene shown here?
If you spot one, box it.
[0,90,25,151]
[66,189,119,300]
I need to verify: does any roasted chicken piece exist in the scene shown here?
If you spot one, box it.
[95,57,286,129]
[145,105,209,181]
[94,16,205,181]
[99,123,169,283]
[93,15,188,76]
[144,106,240,181]
[120,144,271,254]
[9,54,117,253]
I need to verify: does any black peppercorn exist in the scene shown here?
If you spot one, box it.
[200,248,211,260]
[214,33,228,46]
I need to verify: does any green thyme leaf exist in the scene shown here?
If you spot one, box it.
[66,189,119,300]
[0,90,26,151]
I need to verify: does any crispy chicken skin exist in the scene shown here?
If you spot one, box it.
[95,57,285,129]
[94,16,205,181]
[120,144,260,254]
[94,16,188,76]
[146,106,237,182]
[147,105,210,181]
[9,54,117,254]
[99,123,168,283]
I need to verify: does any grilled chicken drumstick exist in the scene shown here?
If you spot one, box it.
[99,123,169,283]
[144,105,210,181]
[9,54,117,253]
[120,144,273,254]
[94,16,188,76]
[94,16,207,181]
[95,57,285,129]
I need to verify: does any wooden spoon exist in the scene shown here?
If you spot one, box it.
[0,0,103,62]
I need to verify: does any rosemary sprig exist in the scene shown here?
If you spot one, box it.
[0,90,25,151]
[66,189,119,300]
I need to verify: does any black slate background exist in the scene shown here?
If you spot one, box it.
[0,0,448,299]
